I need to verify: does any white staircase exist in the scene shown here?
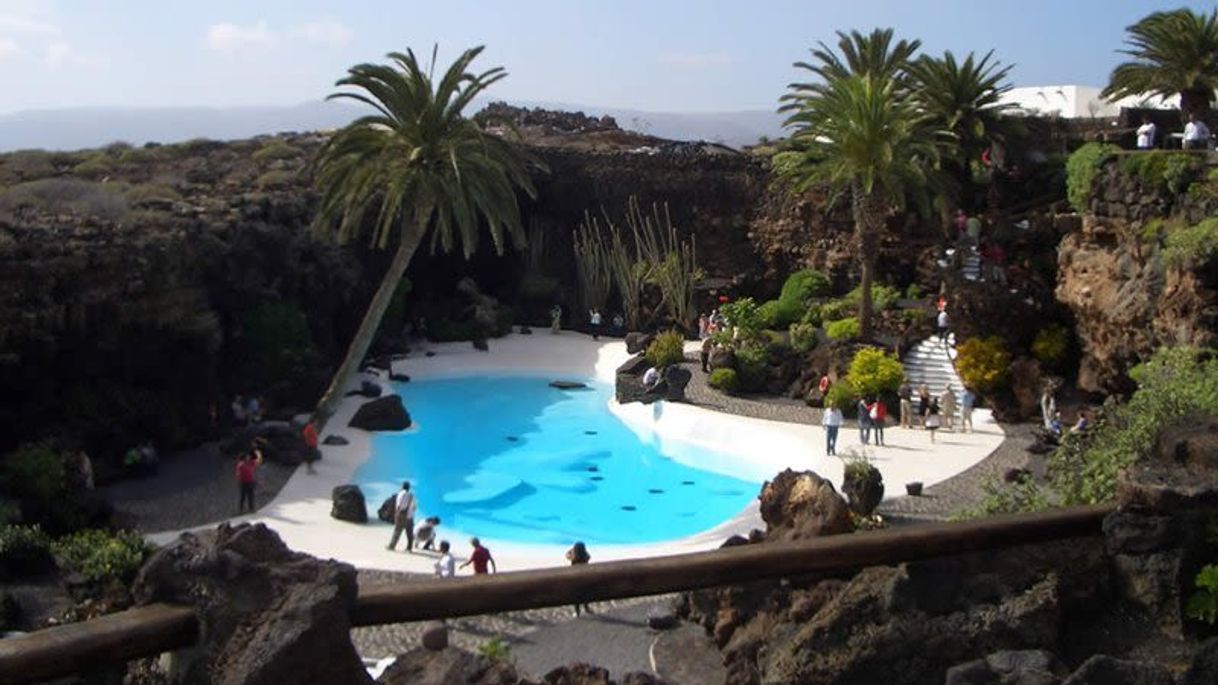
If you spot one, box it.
[961,248,982,281]
[902,334,966,407]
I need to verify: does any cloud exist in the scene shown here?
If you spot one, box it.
[44,40,71,67]
[289,19,353,47]
[0,12,58,35]
[206,21,274,52]
[657,51,732,69]
[0,37,18,59]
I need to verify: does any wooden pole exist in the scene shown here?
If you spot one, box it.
[0,505,1112,684]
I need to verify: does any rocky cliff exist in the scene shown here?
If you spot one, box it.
[1056,158,1218,392]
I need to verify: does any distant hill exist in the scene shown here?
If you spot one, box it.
[0,100,786,152]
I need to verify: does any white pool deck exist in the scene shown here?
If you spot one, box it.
[150,333,1004,573]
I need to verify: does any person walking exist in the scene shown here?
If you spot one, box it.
[868,397,887,446]
[698,313,709,340]
[386,481,417,552]
[897,382,913,429]
[589,309,602,340]
[460,537,497,575]
[941,386,957,431]
[856,397,872,445]
[960,387,976,433]
[821,403,843,456]
[566,541,593,617]
[550,304,562,334]
[235,446,262,514]
[434,541,456,578]
[926,398,942,444]
[301,420,320,474]
[700,337,714,373]
[937,308,950,345]
[918,384,931,424]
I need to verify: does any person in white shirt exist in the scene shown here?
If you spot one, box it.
[1136,116,1157,149]
[821,404,843,456]
[1184,113,1212,150]
[937,309,950,345]
[386,481,417,552]
[434,540,455,578]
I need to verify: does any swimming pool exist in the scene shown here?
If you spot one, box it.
[356,375,760,545]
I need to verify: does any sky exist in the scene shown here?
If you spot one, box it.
[0,0,1206,115]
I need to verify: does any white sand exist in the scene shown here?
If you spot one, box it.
[150,333,1003,573]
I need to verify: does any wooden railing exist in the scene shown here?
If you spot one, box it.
[0,505,1113,684]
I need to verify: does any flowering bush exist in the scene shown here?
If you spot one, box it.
[956,336,1011,392]
[847,347,905,397]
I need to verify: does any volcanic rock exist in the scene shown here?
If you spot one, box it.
[349,395,412,431]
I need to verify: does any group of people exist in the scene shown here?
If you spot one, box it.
[231,394,266,426]
[1136,113,1212,151]
[819,379,977,456]
[697,310,727,340]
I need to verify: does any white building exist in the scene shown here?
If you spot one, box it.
[998,85,1178,118]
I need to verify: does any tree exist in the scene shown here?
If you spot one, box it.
[311,46,538,426]
[778,30,947,340]
[908,50,1016,210]
[1101,8,1218,122]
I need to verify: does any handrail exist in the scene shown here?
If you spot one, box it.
[0,504,1113,684]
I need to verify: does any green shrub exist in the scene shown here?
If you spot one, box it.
[255,169,297,189]
[0,442,66,506]
[1188,564,1218,625]
[758,298,803,329]
[734,345,770,393]
[1032,324,1070,367]
[904,283,925,300]
[52,529,151,585]
[847,347,904,398]
[780,269,831,303]
[820,299,852,321]
[716,298,764,346]
[124,183,181,206]
[518,274,559,302]
[1065,142,1120,213]
[956,474,1051,520]
[825,317,861,341]
[902,308,930,327]
[789,322,818,353]
[1162,218,1218,269]
[478,636,512,662]
[708,368,739,393]
[1139,217,1171,244]
[824,377,856,410]
[956,336,1011,392]
[645,330,686,368]
[252,140,304,162]
[72,154,114,179]
[494,307,514,337]
[0,525,54,580]
[800,304,824,327]
[0,178,128,220]
[1049,347,1218,505]
[844,284,901,311]
[1120,150,1203,196]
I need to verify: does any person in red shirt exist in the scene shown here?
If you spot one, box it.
[460,537,497,575]
[867,397,888,446]
[301,421,319,474]
[235,447,263,514]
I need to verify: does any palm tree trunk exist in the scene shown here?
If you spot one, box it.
[852,185,884,341]
[313,227,424,428]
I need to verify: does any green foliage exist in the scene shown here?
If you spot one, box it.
[51,529,151,585]
[0,525,54,580]
[789,322,819,353]
[820,299,852,321]
[255,169,297,189]
[1065,143,1120,213]
[518,273,560,302]
[717,298,765,345]
[1139,217,1171,244]
[708,368,740,393]
[1188,564,1218,625]
[252,140,304,162]
[734,345,770,393]
[1101,8,1218,120]
[1120,150,1203,196]
[799,304,824,327]
[0,178,128,220]
[72,154,114,179]
[955,336,1011,392]
[478,636,512,662]
[1032,324,1070,368]
[845,283,901,311]
[956,474,1051,520]
[847,347,905,397]
[904,283,926,300]
[825,317,861,341]
[0,443,66,506]
[1163,218,1218,269]
[780,269,831,303]
[902,308,931,327]
[124,183,181,206]
[237,300,322,388]
[1050,347,1218,505]
[824,377,857,410]
[645,330,687,368]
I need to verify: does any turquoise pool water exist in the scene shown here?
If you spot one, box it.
[356,375,759,545]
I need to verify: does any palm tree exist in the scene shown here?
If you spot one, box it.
[311,46,538,426]
[779,30,945,339]
[1101,8,1218,121]
[908,50,1016,210]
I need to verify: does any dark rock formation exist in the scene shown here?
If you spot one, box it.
[841,462,884,516]
[615,357,691,405]
[624,332,654,355]
[758,469,852,541]
[345,380,383,398]
[222,422,309,466]
[323,435,349,446]
[133,523,370,685]
[945,649,1067,685]
[708,346,735,372]
[330,485,368,523]
[549,380,588,390]
[377,495,396,524]
[1060,655,1174,685]
[420,621,448,651]
[375,647,516,685]
[1184,638,1218,685]
[348,395,412,431]
[389,372,411,383]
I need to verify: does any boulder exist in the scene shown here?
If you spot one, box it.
[646,607,679,630]
[657,366,692,402]
[389,373,411,383]
[222,422,309,466]
[323,435,350,446]
[615,357,692,405]
[1183,637,1218,685]
[331,485,368,523]
[472,338,489,351]
[420,621,448,651]
[1060,656,1174,685]
[345,380,383,399]
[945,650,1067,685]
[549,380,588,390]
[377,495,396,524]
[519,326,533,335]
[1118,417,1218,511]
[841,462,884,516]
[133,523,370,685]
[376,646,517,685]
[758,469,853,541]
[624,332,654,355]
[542,663,612,685]
[349,395,412,432]
[708,346,735,371]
